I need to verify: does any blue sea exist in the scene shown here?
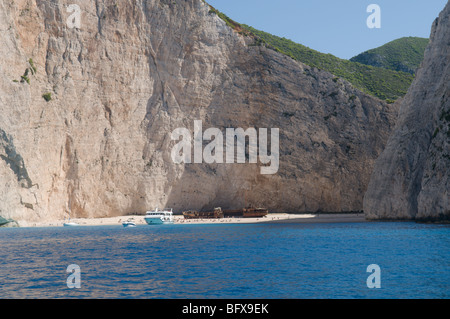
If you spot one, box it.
[0,221,448,299]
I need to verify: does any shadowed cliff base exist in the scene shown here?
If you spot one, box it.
[365,214,450,224]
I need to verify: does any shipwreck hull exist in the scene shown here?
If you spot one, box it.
[224,208,269,218]
[182,207,269,219]
[242,208,269,218]
[183,208,224,219]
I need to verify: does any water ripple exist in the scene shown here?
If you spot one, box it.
[0,222,449,298]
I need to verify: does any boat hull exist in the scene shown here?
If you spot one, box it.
[63,222,79,227]
[144,217,173,225]
[123,223,136,227]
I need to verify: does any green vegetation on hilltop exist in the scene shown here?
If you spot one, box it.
[205,1,416,101]
[207,4,252,36]
[350,37,429,74]
[242,25,414,101]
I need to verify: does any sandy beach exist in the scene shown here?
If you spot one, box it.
[16,213,366,228]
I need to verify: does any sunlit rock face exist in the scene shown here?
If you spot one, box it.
[0,0,395,223]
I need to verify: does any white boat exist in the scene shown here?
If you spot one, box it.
[63,221,79,227]
[123,218,137,227]
[144,208,174,225]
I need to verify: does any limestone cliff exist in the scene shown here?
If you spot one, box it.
[0,0,396,223]
[364,2,449,221]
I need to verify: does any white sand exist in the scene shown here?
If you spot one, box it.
[18,213,316,228]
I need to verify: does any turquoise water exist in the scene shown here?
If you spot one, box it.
[0,222,448,299]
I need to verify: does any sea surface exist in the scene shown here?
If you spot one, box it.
[0,221,449,299]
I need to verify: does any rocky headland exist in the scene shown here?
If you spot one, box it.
[364,2,449,221]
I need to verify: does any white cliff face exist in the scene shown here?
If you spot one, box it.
[0,0,396,223]
[364,2,449,221]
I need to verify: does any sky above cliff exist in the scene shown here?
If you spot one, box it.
[207,0,448,59]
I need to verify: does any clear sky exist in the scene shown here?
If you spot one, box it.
[206,0,448,59]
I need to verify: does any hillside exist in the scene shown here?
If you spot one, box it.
[350,37,429,74]
[240,25,414,101]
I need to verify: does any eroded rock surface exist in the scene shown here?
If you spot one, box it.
[0,0,396,223]
[364,2,449,221]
